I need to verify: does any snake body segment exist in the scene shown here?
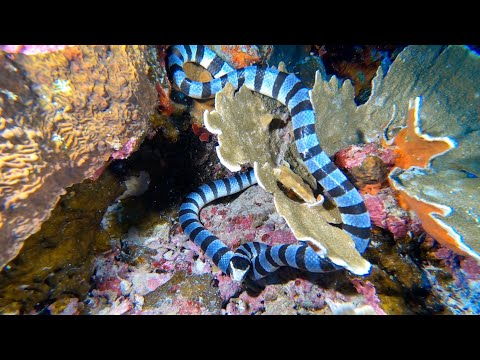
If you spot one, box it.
[169,45,371,281]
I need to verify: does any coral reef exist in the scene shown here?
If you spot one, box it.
[83,182,389,315]
[204,84,370,275]
[2,44,479,315]
[0,45,159,269]
[384,98,479,261]
[334,142,422,239]
[331,135,480,314]
[311,45,480,168]
[390,167,480,261]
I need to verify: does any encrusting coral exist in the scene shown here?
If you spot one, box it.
[0,45,158,269]
[204,83,371,275]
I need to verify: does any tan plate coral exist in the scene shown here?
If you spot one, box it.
[386,98,479,261]
[310,45,480,261]
[204,83,371,275]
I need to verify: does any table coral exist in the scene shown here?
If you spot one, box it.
[0,45,158,269]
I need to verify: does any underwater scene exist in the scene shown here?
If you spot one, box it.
[0,44,479,315]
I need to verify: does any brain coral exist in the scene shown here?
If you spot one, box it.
[0,45,158,269]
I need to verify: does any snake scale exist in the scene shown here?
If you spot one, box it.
[168,45,371,282]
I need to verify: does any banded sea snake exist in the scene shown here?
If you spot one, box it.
[168,45,371,282]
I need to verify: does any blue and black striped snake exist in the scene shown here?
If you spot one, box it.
[168,45,371,282]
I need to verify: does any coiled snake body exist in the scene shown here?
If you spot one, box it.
[168,45,371,281]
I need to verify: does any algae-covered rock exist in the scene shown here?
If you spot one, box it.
[0,168,125,314]
[204,83,371,275]
[0,45,159,269]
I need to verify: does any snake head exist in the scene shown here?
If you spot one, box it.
[228,255,251,282]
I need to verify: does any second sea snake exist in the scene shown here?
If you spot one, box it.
[169,45,371,281]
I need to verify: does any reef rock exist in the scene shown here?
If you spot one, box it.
[0,45,158,269]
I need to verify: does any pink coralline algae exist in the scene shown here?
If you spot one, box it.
[225,288,267,315]
[173,298,203,315]
[224,276,387,315]
[0,45,72,55]
[351,279,387,315]
[334,142,423,239]
[86,250,172,314]
[111,138,139,160]
[83,173,391,314]
[130,271,173,296]
[335,143,395,171]
[363,189,423,239]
